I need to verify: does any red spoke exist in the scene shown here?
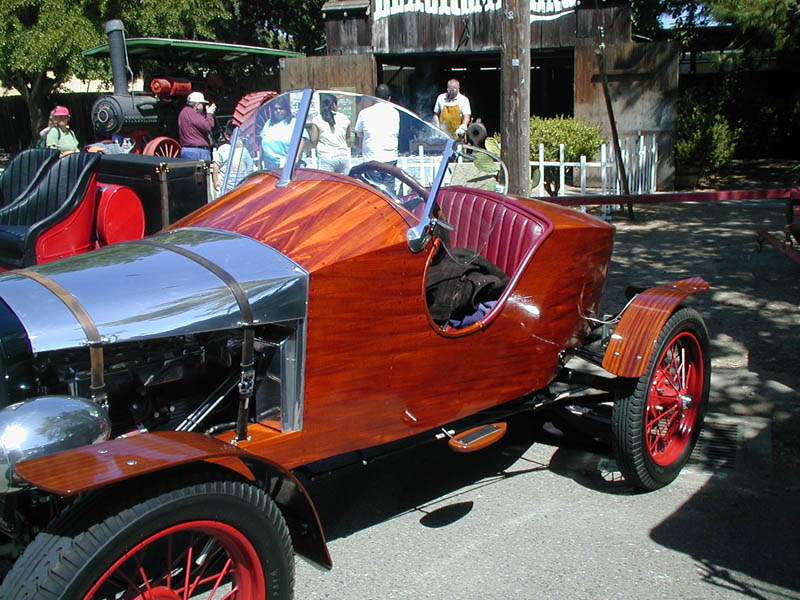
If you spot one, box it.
[138,566,154,595]
[166,535,173,590]
[220,586,240,600]
[183,545,194,600]
[206,559,234,600]
[185,542,224,597]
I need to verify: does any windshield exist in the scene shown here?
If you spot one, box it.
[221,89,508,260]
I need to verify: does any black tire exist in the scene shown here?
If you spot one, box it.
[1,477,295,599]
[611,307,710,491]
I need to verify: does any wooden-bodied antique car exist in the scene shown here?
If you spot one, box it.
[0,90,710,599]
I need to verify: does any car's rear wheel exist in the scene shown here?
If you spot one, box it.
[611,307,710,490]
[1,478,294,599]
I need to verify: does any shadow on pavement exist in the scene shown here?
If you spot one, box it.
[649,424,800,598]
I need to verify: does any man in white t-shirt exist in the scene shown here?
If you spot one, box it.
[354,84,399,164]
[433,78,471,138]
[354,84,400,190]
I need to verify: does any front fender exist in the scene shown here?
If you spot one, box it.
[14,430,332,570]
[601,277,709,378]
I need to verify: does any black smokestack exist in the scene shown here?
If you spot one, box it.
[105,19,129,95]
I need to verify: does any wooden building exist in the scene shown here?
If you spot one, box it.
[280,0,678,188]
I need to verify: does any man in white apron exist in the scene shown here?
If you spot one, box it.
[433,79,472,138]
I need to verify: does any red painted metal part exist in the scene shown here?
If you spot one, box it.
[602,277,710,379]
[756,229,800,265]
[96,184,146,246]
[542,188,797,207]
[81,520,266,600]
[645,330,704,466]
[34,172,99,264]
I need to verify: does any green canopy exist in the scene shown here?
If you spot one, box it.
[83,38,303,62]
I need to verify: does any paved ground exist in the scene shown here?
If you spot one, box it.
[295,415,799,599]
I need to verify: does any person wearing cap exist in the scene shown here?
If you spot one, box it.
[433,79,471,138]
[45,106,80,153]
[178,91,216,161]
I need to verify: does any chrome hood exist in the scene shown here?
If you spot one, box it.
[0,228,309,353]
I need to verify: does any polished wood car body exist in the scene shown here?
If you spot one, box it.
[176,169,615,468]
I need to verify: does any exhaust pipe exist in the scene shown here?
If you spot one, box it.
[91,19,158,138]
[105,19,130,96]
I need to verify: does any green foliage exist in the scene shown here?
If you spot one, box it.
[215,0,325,56]
[491,116,605,195]
[710,0,800,52]
[675,92,739,174]
[630,0,799,55]
[527,115,605,162]
[0,0,231,139]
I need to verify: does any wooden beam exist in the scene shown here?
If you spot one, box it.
[501,0,530,197]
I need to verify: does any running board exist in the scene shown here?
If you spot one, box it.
[447,423,507,453]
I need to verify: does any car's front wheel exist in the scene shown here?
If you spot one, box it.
[1,478,295,599]
[611,307,710,490]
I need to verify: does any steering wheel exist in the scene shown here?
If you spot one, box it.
[349,161,429,210]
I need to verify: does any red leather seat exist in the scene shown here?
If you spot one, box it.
[436,186,547,276]
[0,152,100,268]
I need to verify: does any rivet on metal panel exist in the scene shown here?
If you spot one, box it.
[126,459,138,466]
[97,449,108,454]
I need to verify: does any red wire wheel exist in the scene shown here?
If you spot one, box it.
[143,136,182,157]
[0,479,295,599]
[644,331,704,467]
[81,520,264,599]
[612,307,710,490]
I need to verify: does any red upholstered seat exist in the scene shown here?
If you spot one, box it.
[0,152,100,268]
[436,186,547,276]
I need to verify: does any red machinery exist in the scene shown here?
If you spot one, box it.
[85,20,298,156]
[756,189,800,265]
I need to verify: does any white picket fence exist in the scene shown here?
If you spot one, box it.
[530,132,659,197]
[290,131,660,199]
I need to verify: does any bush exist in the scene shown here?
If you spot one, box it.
[491,116,605,195]
[528,115,605,162]
[675,92,739,175]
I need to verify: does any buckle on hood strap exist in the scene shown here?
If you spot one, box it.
[15,269,107,407]
[127,238,255,442]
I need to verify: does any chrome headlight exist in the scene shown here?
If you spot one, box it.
[0,396,110,493]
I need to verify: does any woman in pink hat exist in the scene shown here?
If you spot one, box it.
[45,106,80,153]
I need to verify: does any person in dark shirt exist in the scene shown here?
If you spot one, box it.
[178,91,216,161]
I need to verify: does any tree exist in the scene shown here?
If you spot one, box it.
[709,0,800,52]
[0,0,104,139]
[214,0,326,56]
[631,0,800,55]
[0,0,229,142]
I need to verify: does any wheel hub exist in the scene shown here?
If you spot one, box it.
[134,587,181,600]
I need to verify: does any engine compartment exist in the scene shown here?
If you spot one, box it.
[0,325,299,438]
